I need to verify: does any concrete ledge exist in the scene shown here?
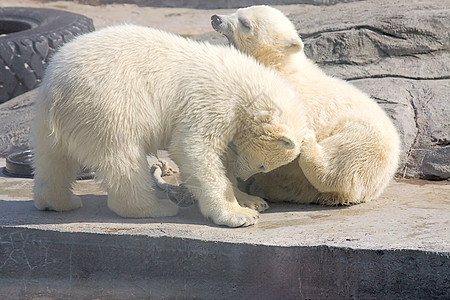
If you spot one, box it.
[1,157,449,298]
[1,227,448,299]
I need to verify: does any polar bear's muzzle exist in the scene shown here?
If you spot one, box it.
[211,14,235,45]
[211,15,226,33]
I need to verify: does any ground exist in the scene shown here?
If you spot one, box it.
[0,155,449,298]
[1,0,448,252]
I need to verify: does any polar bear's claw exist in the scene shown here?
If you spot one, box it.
[211,206,260,227]
[237,194,269,212]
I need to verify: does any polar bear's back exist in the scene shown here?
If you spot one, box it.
[37,26,187,153]
[35,24,304,157]
[44,25,213,107]
[41,24,292,116]
[46,24,276,94]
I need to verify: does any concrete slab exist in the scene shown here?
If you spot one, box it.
[0,155,449,298]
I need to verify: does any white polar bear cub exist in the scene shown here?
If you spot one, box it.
[31,24,307,227]
[212,6,401,205]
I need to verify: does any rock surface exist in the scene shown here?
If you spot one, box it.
[0,0,449,179]
[0,90,35,156]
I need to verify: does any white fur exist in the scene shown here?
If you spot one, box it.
[214,6,401,205]
[31,25,307,227]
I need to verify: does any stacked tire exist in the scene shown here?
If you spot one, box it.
[0,7,94,103]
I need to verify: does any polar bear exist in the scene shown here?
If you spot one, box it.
[211,6,401,205]
[31,24,307,227]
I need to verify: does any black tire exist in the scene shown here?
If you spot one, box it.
[3,149,95,180]
[0,7,95,104]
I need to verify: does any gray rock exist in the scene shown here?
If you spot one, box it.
[0,89,35,157]
[298,4,450,81]
[350,78,418,172]
[352,78,450,179]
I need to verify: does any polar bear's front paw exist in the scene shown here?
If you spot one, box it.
[34,194,82,212]
[236,193,269,212]
[211,205,259,227]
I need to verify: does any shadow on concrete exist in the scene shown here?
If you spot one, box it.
[0,195,207,226]
[264,201,346,213]
[0,192,344,228]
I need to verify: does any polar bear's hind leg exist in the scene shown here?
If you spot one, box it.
[99,149,179,218]
[33,142,81,211]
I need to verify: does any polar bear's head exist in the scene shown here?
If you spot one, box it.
[231,111,301,181]
[211,5,303,70]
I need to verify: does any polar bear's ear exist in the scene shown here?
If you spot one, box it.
[284,36,304,54]
[278,135,296,149]
[254,110,274,122]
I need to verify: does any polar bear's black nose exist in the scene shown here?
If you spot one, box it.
[211,15,222,27]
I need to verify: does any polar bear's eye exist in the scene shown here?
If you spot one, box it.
[238,17,252,31]
[259,165,266,171]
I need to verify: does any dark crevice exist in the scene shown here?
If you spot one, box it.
[401,89,420,178]
[420,174,448,181]
[347,74,450,81]
[432,139,450,147]
[392,49,446,57]
[302,23,440,42]
[7,102,34,111]
[356,25,408,40]
[301,24,408,40]
[314,49,449,67]
[317,60,364,66]
[371,96,398,105]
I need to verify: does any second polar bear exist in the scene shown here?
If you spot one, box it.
[31,24,307,227]
[212,6,401,205]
